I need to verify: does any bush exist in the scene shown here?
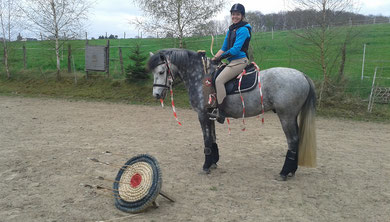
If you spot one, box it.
[125,44,149,82]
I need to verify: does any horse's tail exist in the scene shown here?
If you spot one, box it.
[298,75,317,167]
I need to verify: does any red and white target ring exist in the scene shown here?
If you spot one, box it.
[118,162,154,202]
[130,173,142,188]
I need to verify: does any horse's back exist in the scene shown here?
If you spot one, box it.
[262,67,311,114]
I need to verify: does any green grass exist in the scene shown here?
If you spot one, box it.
[3,24,390,86]
[1,23,390,122]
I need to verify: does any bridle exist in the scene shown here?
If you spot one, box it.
[152,53,182,126]
[152,54,175,89]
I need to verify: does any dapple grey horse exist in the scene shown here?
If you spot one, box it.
[149,48,316,180]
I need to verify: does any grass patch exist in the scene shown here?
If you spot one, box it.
[1,70,388,123]
[0,69,192,108]
[1,24,390,122]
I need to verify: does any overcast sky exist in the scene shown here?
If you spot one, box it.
[87,0,390,38]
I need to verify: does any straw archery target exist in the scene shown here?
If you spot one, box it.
[113,154,162,213]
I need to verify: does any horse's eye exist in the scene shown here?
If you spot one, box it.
[159,71,164,75]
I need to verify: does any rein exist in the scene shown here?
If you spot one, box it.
[152,60,175,89]
[227,62,264,132]
[155,54,264,131]
[154,56,182,126]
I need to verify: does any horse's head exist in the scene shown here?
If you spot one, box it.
[148,52,173,99]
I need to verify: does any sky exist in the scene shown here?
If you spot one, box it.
[87,0,390,39]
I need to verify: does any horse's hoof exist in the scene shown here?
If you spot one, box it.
[200,168,211,174]
[210,163,218,169]
[275,174,288,181]
[288,172,295,177]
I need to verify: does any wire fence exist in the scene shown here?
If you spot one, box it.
[1,22,390,104]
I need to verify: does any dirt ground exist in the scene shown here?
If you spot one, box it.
[0,96,389,222]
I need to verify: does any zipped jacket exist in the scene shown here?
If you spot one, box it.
[220,22,252,61]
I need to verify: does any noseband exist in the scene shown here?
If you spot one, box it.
[153,55,175,89]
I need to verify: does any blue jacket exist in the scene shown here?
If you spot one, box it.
[221,23,252,62]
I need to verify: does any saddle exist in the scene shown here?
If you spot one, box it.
[212,63,258,95]
[202,62,258,108]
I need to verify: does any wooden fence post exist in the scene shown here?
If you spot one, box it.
[23,45,27,69]
[85,40,89,79]
[106,40,110,77]
[68,44,72,73]
[119,47,124,75]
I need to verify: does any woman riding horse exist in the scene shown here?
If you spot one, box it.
[209,3,252,124]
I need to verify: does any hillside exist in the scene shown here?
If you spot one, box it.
[1,23,389,121]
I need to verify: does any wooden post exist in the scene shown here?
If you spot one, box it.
[72,55,77,85]
[119,47,124,75]
[85,40,89,79]
[68,44,72,73]
[3,47,6,65]
[368,67,378,112]
[23,45,27,69]
[361,43,366,81]
[288,44,291,67]
[106,40,110,77]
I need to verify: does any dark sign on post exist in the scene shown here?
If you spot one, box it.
[85,45,107,71]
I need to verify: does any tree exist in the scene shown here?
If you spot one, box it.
[246,11,265,33]
[289,0,357,106]
[0,0,18,78]
[132,0,226,48]
[16,32,22,41]
[125,43,148,82]
[192,20,226,37]
[20,0,92,79]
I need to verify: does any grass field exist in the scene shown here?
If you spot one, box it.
[1,23,389,121]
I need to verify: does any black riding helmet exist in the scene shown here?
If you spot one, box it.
[230,3,245,17]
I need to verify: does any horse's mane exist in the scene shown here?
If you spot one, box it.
[147,48,199,72]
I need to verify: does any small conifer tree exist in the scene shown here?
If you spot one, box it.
[125,44,148,82]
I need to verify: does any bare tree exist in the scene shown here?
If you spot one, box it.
[192,20,227,37]
[0,0,15,78]
[1,0,19,42]
[246,11,265,33]
[19,0,92,79]
[289,0,358,106]
[132,0,226,48]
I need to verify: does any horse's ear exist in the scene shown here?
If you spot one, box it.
[149,52,154,57]
[159,54,165,61]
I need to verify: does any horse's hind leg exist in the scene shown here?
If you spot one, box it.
[278,114,299,181]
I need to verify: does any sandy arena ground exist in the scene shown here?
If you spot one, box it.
[0,96,389,222]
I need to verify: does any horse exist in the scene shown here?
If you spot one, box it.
[148,48,317,181]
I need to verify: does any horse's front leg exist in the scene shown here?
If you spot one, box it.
[198,111,219,173]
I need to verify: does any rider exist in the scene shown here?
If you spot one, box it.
[209,3,252,124]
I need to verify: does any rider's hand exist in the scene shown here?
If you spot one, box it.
[211,57,221,65]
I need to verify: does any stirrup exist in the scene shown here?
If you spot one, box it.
[208,108,225,124]
[208,108,219,120]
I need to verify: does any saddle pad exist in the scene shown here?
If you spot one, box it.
[213,64,258,95]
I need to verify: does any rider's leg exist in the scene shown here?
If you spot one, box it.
[211,58,248,123]
[215,58,248,104]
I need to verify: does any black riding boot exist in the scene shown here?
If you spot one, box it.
[208,105,226,124]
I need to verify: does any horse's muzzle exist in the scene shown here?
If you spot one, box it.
[153,88,167,99]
